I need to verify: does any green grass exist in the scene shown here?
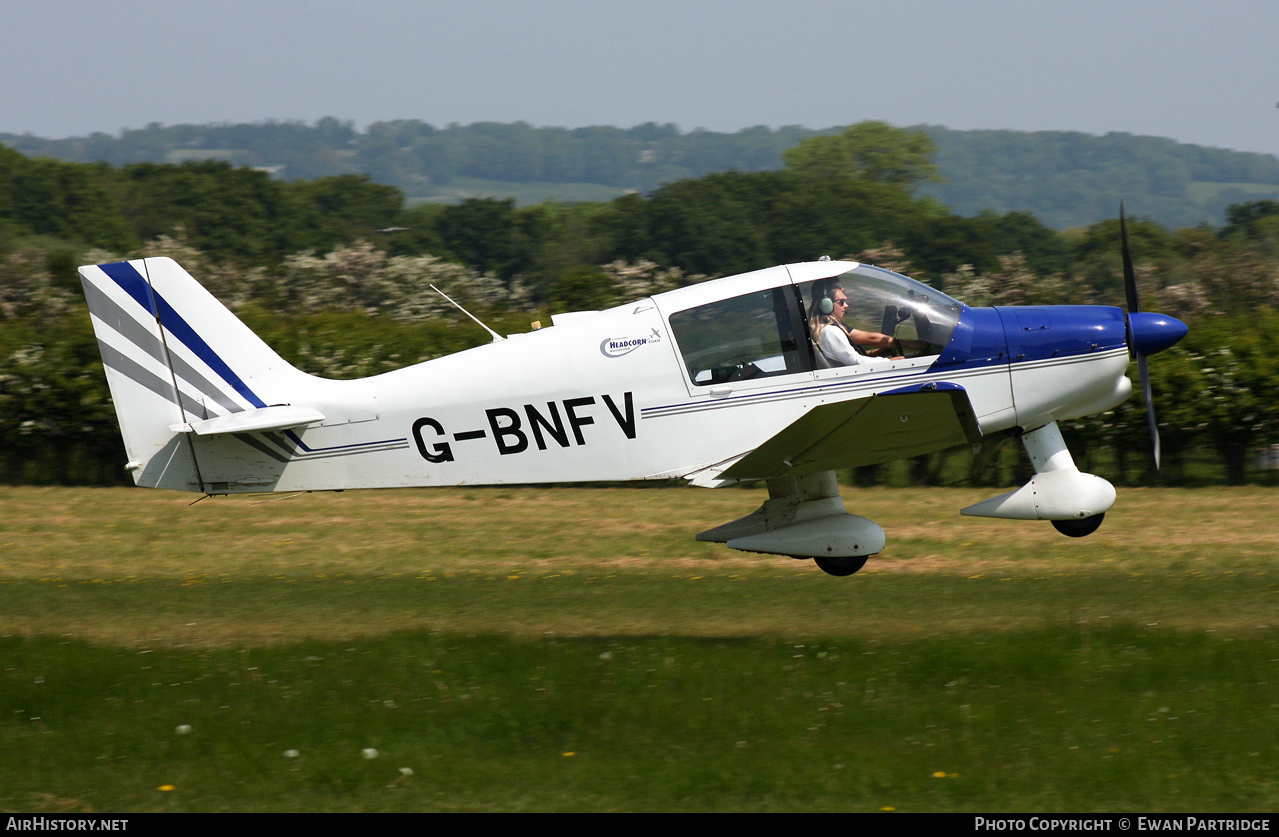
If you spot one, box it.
[1,485,1277,811]
[3,629,1276,812]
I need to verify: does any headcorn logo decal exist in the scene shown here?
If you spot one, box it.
[601,328,662,358]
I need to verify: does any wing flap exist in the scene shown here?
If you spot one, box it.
[720,383,982,481]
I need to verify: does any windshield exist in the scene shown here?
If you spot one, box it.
[802,265,962,357]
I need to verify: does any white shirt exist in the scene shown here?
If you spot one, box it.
[817,325,895,368]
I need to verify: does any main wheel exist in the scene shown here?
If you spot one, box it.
[1052,513,1105,538]
[814,555,869,577]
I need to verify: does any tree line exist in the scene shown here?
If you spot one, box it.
[2,124,1278,486]
[6,118,1279,230]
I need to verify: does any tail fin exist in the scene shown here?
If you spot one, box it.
[80,257,309,490]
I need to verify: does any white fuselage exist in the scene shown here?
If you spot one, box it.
[183,262,1133,493]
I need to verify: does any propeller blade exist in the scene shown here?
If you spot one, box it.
[1138,355,1161,472]
[1120,202,1140,316]
[1122,203,1161,472]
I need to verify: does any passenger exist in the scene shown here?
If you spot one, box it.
[808,279,901,367]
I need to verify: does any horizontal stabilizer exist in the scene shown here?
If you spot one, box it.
[171,405,326,436]
[720,383,982,481]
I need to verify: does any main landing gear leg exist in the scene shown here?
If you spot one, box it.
[961,421,1115,536]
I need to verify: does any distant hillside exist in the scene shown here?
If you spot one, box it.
[920,127,1279,230]
[5,119,1278,229]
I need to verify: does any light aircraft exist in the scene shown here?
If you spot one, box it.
[78,216,1187,576]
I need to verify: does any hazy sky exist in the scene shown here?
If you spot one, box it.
[5,0,1277,155]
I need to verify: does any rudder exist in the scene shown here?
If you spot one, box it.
[80,257,309,490]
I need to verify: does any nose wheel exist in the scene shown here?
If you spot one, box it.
[814,555,869,577]
[1051,513,1105,538]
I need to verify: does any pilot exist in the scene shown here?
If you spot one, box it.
[808,279,901,367]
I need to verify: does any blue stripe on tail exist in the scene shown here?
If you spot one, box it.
[99,261,267,409]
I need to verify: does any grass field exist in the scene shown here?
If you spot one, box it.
[2,484,1277,812]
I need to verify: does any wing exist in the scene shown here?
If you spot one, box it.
[719,382,982,481]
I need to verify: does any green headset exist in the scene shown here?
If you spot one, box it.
[815,280,841,316]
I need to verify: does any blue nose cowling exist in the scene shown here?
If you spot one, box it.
[1129,312,1188,356]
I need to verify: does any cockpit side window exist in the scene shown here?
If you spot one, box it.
[669,286,812,386]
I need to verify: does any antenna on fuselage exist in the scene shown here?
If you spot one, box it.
[429,284,506,343]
